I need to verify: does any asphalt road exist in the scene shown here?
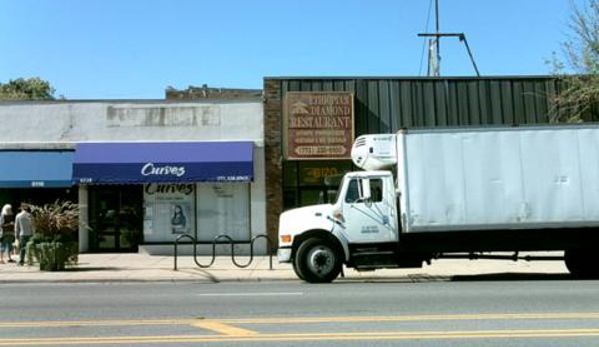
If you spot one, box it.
[1,278,599,346]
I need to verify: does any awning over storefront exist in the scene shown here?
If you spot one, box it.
[72,142,254,185]
[0,151,74,188]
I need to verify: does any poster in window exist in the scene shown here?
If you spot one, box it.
[143,183,195,242]
[170,203,192,234]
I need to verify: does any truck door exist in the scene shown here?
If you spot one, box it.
[341,176,398,243]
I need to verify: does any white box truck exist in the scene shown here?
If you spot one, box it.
[277,124,599,282]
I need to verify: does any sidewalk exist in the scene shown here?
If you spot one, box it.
[0,252,570,284]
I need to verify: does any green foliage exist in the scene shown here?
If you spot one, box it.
[30,200,79,241]
[551,75,599,122]
[27,241,78,271]
[0,77,56,100]
[25,201,79,270]
[550,0,599,122]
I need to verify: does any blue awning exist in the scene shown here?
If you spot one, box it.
[73,142,254,184]
[0,151,74,188]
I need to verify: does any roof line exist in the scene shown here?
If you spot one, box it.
[264,75,556,81]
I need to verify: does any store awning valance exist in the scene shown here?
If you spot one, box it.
[73,142,254,185]
[0,151,74,188]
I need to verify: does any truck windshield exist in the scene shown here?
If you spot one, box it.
[344,179,360,203]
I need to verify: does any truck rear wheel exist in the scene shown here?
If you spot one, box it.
[295,238,342,283]
[565,249,599,279]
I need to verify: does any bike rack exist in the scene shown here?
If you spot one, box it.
[173,233,274,271]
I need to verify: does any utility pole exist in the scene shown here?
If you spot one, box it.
[434,0,441,76]
[418,0,480,77]
[423,0,441,76]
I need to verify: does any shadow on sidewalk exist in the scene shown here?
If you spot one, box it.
[451,272,573,282]
[60,267,121,272]
[335,272,575,284]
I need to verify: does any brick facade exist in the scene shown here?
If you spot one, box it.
[165,84,262,100]
[263,79,283,246]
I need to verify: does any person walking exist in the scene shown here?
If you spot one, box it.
[15,204,34,266]
[0,204,15,264]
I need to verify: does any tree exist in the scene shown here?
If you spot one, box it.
[0,77,57,100]
[551,0,599,122]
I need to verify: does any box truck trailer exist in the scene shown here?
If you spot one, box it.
[277,124,599,282]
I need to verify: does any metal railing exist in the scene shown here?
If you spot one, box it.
[173,233,274,271]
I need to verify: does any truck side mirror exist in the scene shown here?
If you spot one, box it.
[358,178,371,201]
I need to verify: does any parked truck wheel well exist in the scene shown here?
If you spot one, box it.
[291,229,345,261]
[564,249,599,279]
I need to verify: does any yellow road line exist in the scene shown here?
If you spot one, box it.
[2,312,599,328]
[1,329,599,345]
[191,320,258,336]
[220,312,599,324]
[0,319,196,328]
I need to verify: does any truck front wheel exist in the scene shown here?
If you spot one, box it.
[294,238,342,283]
[292,260,306,281]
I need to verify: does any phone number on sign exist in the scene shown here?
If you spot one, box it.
[217,176,251,181]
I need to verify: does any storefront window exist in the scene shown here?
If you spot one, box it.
[141,182,251,244]
[298,161,350,187]
[299,189,324,206]
[143,184,196,243]
[283,189,298,210]
[282,162,298,187]
[282,160,353,209]
[197,183,250,242]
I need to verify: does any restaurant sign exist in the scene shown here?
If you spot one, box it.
[284,92,354,160]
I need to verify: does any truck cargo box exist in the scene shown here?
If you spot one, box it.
[397,125,599,233]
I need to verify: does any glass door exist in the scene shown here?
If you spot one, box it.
[89,185,142,252]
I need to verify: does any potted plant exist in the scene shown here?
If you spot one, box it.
[26,200,79,271]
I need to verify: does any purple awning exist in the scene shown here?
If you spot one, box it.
[73,142,253,184]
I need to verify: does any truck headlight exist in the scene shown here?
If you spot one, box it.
[280,234,292,243]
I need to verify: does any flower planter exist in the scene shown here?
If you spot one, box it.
[35,242,78,271]
[25,201,80,271]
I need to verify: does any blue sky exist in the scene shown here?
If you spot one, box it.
[0,0,586,99]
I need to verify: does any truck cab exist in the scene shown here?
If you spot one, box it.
[278,133,412,282]
[278,170,400,282]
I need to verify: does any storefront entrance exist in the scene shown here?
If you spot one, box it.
[89,185,143,252]
[73,141,256,254]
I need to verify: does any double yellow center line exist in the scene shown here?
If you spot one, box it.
[3,312,599,328]
[1,312,599,345]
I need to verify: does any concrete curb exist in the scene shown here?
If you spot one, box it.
[1,273,577,285]
[0,252,573,285]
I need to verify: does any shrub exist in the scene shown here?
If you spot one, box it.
[26,200,79,270]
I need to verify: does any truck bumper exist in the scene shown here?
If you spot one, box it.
[278,247,292,263]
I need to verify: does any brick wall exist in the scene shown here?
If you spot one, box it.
[165,85,262,100]
[263,79,283,246]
